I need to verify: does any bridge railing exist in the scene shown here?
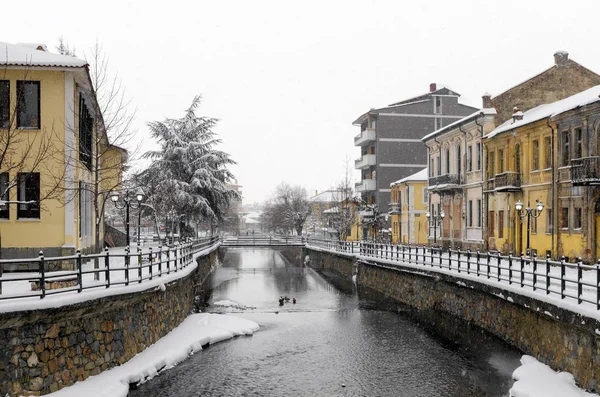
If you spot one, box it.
[0,237,220,301]
[306,238,600,310]
[222,234,305,246]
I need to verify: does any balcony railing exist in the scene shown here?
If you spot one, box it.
[571,156,600,185]
[389,202,400,214]
[354,128,376,146]
[494,172,521,191]
[429,174,461,189]
[355,178,376,192]
[355,154,376,169]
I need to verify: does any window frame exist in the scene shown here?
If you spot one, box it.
[16,80,40,129]
[0,172,9,219]
[532,139,539,171]
[561,131,570,166]
[17,172,40,219]
[544,136,552,169]
[0,80,9,129]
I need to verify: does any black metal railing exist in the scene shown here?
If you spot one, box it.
[429,174,460,187]
[494,172,521,190]
[221,234,305,246]
[306,238,600,310]
[0,237,220,301]
[571,156,600,184]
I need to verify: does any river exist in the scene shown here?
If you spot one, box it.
[129,247,522,396]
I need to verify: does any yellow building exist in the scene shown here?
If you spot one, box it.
[0,42,124,268]
[484,86,600,261]
[390,168,428,245]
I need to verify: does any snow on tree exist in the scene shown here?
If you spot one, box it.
[262,183,310,235]
[141,96,239,231]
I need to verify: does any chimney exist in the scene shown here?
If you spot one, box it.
[429,83,437,92]
[512,106,524,123]
[554,51,569,66]
[482,92,492,108]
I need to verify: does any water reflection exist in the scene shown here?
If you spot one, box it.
[130,247,520,397]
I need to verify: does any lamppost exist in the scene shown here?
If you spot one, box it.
[426,209,445,245]
[515,200,544,256]
[110,190,144,248]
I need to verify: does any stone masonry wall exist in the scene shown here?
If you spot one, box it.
[307,248,600,392]
[0,249,218,396]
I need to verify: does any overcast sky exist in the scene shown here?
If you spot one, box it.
[4,0,600,204]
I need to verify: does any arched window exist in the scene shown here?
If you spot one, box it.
[445,148,450,174]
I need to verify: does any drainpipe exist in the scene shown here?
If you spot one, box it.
[475,113,485,250]
[546,118,555,257]
[433,136,442,243]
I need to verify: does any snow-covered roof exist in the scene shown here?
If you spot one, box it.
[422,108,497,142]
[0,42,87,68]
[323,207,340,214]
[486,85,600,140]
[390,168,428,186]
[309,190,343,203]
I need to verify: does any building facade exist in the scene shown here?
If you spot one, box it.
[390,168,428,245]
[353,84,477,240]
[422,109,497,250]
[0,42,124,266]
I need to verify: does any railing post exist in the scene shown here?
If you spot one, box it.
[448,248,452,270]
[125,246,130,286]
[105,247,110,288]
[485,251,490,279]
[166,246,171,274]
[577,257,583,304]
[497,252,501,281]
[138,246,143,283]
[408,245,412,263]
[508,252,513,285]
[546,255,551,295]
[457,249,461,273]
[532,253,537,291]
[77,249,83,293]
[438,246,442,269]
[402,244,405,261]
[476,250,480,276]
[174,246,178,271]
[519,253,525,287]
[597,259,600,310]
[560,256,566,299]
[466,249,471,274]
[39,250,46,299]
[149,247,154,280]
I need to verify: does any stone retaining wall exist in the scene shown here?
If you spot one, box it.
[0,249,218,396]
[306,247,600,392]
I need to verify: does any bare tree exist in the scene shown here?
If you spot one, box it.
[262,183,310,235]
[328,158,358,240]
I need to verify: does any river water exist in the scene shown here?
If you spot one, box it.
[129,248,522,397]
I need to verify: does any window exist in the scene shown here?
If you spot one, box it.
[476,199,482,227]
[456,145,461,178]
[561,131,570,166]
[515,144,521,175]
[532,139,539,171]
[422,187,429,204]
[0,80,9,128]
[445,148,450,174]
[434,97,442,114]
[437,155,441,176]
[0,173,8,219]
[370,118,376,129]
[532,215,537,234]
[546,209,553,233]
[467,145,472,171]
[574,128,582,159]
[17,173,40,219]
[429,158,434,177]
[489,151,495,178]
[468,200,473,227]
[16,81,40,129]
[476,143,481,170]
[489,211,495,237]
[498,149,504,173]
[79,95,94,170]
[561,207,569,229]
[79,181,93,238]
[498,210,504,238]
[544,137,552,169]
[574,207,582,229]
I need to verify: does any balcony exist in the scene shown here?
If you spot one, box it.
[355,154,376,170]
[355,178,376,193]
[571,156,600,185]
[388,202,400,215]
[428,174,461,191]
[354,128,376,146]
[494,172,521,192]
[358,207,375,219]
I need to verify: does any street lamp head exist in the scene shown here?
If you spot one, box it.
[536,201,544,212]
[136,192,144,202]
[440,210,445,219]
[515,200,524,212]
[110,192,120,203]
[426,211,431,218]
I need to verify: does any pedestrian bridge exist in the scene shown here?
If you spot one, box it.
[221,234,305,247]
